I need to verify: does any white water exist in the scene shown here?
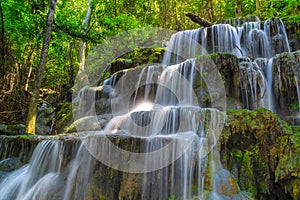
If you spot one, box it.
[0,141,63,200]
[164,18,290,62]
[0,17,297,200]
[255,58,275,112]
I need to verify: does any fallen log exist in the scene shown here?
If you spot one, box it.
[185,13,213,27]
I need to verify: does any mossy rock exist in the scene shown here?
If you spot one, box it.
[221,108,299,199]
[102,47,165,82]
[275,125,300,199]
[0,135,44,163]
[0,157,22,172]
[6,124,25,134]
[213,168,239,197]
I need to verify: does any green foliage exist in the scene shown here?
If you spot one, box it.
[1,0,47,63]
[260,0,300,24]
[290,103,299,111]
[168,195,175,200]
[98,14,146,37]
[1,0,299,125]
[55,102,73,132]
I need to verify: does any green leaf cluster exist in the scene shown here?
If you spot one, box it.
[0,0,298,123]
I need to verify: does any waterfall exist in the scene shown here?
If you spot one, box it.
[163,17,290,63]
[211,24,242,57]
[162,29,201,65]
[264,18,291,55]
[238,60,266,109]
[161,18,296,115]
[0,141,63,200]
[255,58,275,112]
[0,17,297,200]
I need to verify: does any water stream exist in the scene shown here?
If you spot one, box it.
[0,17,298,199]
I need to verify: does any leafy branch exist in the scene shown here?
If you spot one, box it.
[52,21,99,43]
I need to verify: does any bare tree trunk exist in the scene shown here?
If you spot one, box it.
[79,0,92,72]
[208,0,214,22]
[24,44,37,91]
[237,0,242,17]
[68,43,74,85]
[25,65,32,91]
[256,0,260,16]
[25,0,57,134]
[114,0,117,16]
[0,1,5,75]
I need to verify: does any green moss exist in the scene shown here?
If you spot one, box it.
[290,102,299,111]
[168,195,175,200]
[0,134,40,140]
[222,108,300,198]
[291,130,300,146]
[227,149,256,196]
[118,173,142,200]
[122,47,165,66]
[98,47,165,84]
[56,102,73,133]
[292,126,300,133]
[284,179,300,199]
[16,135,39,139]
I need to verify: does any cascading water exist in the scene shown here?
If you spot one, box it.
[0,17,298,200]
[0,141,63,200]
[162,17,299,115]
[238,60,266,110]
[255,58,275,112]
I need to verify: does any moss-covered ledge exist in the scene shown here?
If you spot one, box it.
[0,135,46,163]
[0,108,299,199]
[220,108,299,199]
[0,133,81,164]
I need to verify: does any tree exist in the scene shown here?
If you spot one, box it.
[79,0,92,72]
[25,0,57,134]
[0,0,298,132]
[0,1,4,75]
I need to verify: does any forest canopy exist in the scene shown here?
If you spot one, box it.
[0,0,299,130]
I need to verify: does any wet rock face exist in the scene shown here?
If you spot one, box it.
[272,51,300,118]
[0,157,23,181]
[0,135,42,163]
[220,108,299,199]
[95,50,299,122]
[0,157,22,172]
[0,136,43,181]
[218,16,260,27]
[100,48,165,83]
[0,108,299,199]
[219,17,300,53]
[284,22,300,52]
[213,168,239,198]
[0,124,26,135]
[70,51,300,154]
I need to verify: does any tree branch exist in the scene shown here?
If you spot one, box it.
[52,21,98,43]
[185,13,213,27]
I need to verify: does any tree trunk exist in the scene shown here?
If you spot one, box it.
[25,0,57,134]
[237,0,242,17]
[24,44,37,91]
[79,0,92,72]
[25,65,32,91]
[68,43,74,85]
[208,0,214,22]
[0,2,5,75]
[256,0,260,16]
